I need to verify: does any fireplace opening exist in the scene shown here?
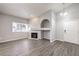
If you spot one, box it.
[31,33,38,38]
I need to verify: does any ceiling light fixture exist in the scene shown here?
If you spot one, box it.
[60,3,68,16]
[60,12,68,16]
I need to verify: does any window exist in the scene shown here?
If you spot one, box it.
[12,22,29,32]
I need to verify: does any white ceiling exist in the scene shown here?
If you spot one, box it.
[0,3,71,19]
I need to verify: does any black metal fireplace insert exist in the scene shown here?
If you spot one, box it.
[31,33,38,38]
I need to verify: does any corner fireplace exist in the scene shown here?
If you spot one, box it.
[31,33,38,38]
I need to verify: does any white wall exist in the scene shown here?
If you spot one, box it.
[29,17,41,39]
[29,17,40,30]
[56,3,79,44]
[0,14,29,43]
[56,16,64,41]
[30,10,56,41]
[39,10,52,40]
[50,11,56,42]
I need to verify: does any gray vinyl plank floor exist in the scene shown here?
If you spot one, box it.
[0,39,79,56]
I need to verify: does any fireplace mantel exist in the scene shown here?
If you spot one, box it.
[31,28,50,31]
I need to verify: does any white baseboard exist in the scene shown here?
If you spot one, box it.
[50,39,56,43]
[55,39,79,45]
[64,40,79,45]
[0,37,27,43]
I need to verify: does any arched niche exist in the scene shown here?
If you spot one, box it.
[41,19,50,40]
[41,19,50,28]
